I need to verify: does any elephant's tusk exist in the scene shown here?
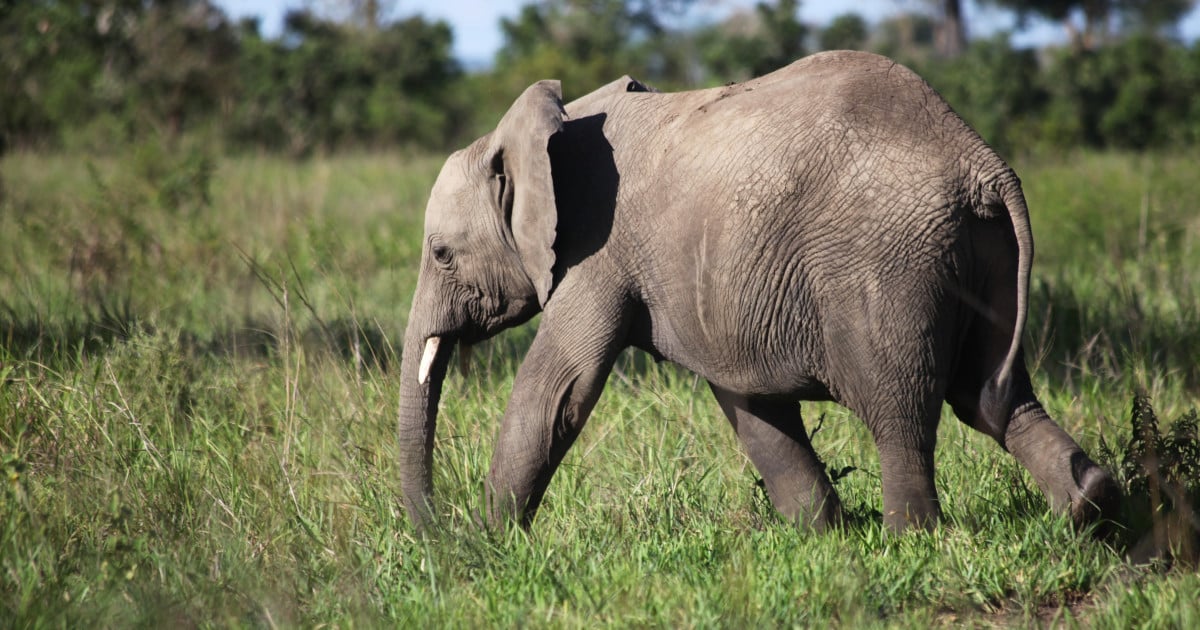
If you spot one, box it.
[418,336,441,385]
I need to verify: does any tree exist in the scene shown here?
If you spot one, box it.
[226,7,463,153]
[1038,32,1197,148]
[1116,0,1197,34]
[874,12,938,61]
[982,0,1197,48]
[0,0,238,148]
[818,12,867,51]
[920,35,1046,153]
[696,0,806,81]
[298,0,404,31]
[757,0,806,69]
[0,0,107,148]
[129,1,239,138]
[936,0,967,57]
[492,0,697,99]
[982,0,1102,48]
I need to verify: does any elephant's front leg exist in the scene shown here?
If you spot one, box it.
[710,385,843,530]
[484,301,627,529]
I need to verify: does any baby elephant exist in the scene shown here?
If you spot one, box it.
[397,50,1118,532]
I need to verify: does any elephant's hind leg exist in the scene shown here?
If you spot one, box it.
[945,219,1119,527]
[948,359,1120,527]
[831,326,947,531]
[861,403,942,532]
[833,330,947,531]
[709,384,843,531]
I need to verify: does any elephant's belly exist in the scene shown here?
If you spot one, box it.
[693,352,834,401]
[708,368,835,401]
[636,304,833,401]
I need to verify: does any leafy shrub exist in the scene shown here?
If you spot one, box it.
[1099,396,1200,566]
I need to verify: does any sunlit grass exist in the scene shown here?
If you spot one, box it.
[1,149,1197,625]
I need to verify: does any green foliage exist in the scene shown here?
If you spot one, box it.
[127,1,239,137]
[0,0,243,150]
[921,34,1047,155]
[694,0,806,81]
[0,0,115,148]
[910,34,1200,155]
[1035,34,1197,149]
[748,0,807,74]
[0,1,466,154]
[491,0,695,101]
[981,0,1197,46]
[4,1,1200,154]
[224,10,466,155]
[873,13,939,62]
[982,0,1098,24]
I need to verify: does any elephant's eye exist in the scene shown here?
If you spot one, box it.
[495,173,508,210]
[431,244,453,266]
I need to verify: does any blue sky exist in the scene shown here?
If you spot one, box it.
[214,0,1200,67]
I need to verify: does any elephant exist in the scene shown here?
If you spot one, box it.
[397,50,1119,533]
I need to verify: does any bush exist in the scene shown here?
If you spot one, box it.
[1099,396,1200,566]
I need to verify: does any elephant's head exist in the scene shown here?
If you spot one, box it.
[398,80,566,528]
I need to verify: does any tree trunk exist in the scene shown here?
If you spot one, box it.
[937,0,967,58]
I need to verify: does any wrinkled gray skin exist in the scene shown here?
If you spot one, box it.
[398,51,1118,532]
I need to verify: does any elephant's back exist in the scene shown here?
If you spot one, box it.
[610,54,977,208]
[625,51,979,240]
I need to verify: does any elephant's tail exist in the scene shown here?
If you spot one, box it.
[978,172,1033,436]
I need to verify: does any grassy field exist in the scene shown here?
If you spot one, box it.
[2,146,1198,626]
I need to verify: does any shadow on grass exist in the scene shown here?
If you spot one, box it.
[0,296,681,393]
[0,298,395,372]
[1,297,142,361]
[1027,272,1200,392]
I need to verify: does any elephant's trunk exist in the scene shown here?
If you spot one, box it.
[398,319,453,530]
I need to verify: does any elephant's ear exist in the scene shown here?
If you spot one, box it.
[492,80,566,307]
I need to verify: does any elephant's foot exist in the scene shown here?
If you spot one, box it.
[778,487,844,532]
[1069,458,1121,530]
[877,443,940,532]
[484,478,545,531]
[882,494,940,532]
[1004,405,1121,530]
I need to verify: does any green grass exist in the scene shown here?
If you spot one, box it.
[1,147,1198,626]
